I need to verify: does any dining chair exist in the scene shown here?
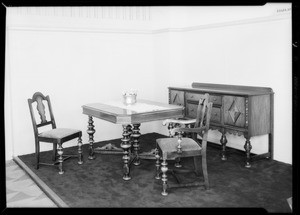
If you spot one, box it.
[155,93,212,196]
[28,92,83,174]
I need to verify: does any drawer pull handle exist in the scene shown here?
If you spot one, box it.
[213,98,217,101]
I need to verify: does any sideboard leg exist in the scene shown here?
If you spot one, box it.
[174,157,182,168]
[132,123,141,166]
[268,132,274,159]
[121,124,131,181]
[269,92,274,160]
[87,116,95,160]
[220,133,227,161]
[244,138,252,168]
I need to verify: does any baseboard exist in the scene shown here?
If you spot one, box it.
[13,156,68,208]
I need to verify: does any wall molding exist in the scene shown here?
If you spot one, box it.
[9,6,152,21]
[7,26,153,34]
[7,12,291,35]
[153,13,291,34]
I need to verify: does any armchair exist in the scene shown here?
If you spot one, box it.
[155,93,212,196]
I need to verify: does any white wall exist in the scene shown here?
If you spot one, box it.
[5,4,292,164]
[5,6,158,157]
[155,4,292,164]
[166,18,292,164]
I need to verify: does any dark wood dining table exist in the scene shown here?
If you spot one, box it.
[82,99,184,180]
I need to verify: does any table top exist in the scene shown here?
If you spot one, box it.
[82,99,184,124]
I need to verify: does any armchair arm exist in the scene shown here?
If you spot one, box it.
[171,126,206,136]
[162,118,196,126]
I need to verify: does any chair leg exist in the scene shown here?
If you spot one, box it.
[161,159,168,196]
[193,156,202,176]
[78,136,83,165]
[57,143,64,174]
[52,143,57,161]
[202,154,209,189]
[155,148,161,179]
[35,141,40,169]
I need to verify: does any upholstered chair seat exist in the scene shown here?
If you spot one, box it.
[156,137,202,160]
[39,128,81,139]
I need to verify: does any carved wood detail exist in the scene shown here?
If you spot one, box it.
[36,96,47,123]
[121,124,131,181]
[169,83,274,168]
[87,116,95,160]
[132,123,141,166]
[226,129,245,137]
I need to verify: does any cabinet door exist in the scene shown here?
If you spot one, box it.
[224,96,246,127]
[169,90,184,106]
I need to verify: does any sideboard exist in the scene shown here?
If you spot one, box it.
[168,82,274,168]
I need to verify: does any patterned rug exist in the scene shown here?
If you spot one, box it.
[16,133,292,212]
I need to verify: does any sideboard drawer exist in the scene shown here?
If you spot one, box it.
[186,92,222,105]
[186,92,202,101]
[186,103,197,118]
[211,107,221,123]
[169,90,184,106]
[186,103,221,123]
[210,95,222,105]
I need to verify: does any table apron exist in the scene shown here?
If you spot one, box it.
[83,108,183,124]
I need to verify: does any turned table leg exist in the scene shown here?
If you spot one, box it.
[220,132,227,161]
[244,138,252,168]
[126,125,133,154]
[87,116,95,160]
[121,124,131,181]
[132,123,141,166]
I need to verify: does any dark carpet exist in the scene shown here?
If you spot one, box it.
[17,133,292,212]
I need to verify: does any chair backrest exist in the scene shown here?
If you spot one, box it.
[28,92,56,138]
[193,93,213,147]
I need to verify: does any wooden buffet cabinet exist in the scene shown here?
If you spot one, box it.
[168,82,274,168]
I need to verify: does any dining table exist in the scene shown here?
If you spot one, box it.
[82,99,184,180]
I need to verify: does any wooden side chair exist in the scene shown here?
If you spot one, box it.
[28,92,83,174]
[155,93,212,196]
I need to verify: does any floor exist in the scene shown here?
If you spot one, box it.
[5,159,57,208]
[5,158,293,210]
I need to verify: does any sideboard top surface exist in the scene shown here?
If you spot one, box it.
[169,82,274,96]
